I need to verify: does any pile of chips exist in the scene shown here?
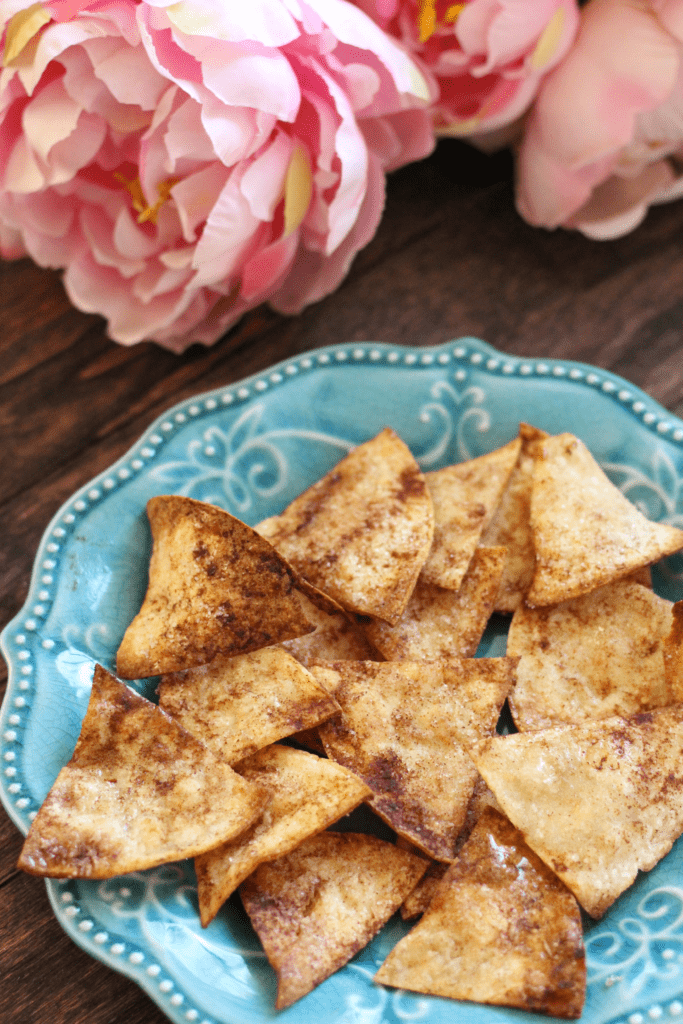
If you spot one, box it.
[18,424,683,1019]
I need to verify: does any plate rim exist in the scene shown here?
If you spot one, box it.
[3,334,683,1024]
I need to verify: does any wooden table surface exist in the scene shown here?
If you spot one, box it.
[1,138,683,1024]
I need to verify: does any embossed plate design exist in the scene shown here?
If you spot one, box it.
[4,337,683,1024]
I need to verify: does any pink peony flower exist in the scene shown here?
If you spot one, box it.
[352,0,580,141]
[0,0,435,349]
[516,0,683,238]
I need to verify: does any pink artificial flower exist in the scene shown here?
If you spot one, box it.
[0,0,435,349]
[352,0,580,141]
[516,0,683,238]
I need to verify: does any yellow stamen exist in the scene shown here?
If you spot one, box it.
[114,172,147,216]
[417,0,437,42]
[529,7,565,72]
[444,3,465,23]
[138,177,180,224]
[3,3,50,67]
[283,143,312,237]
[114,172,179,225]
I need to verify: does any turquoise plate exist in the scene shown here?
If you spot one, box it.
[3,337,683,1024]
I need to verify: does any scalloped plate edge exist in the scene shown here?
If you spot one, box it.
[2,337,683,1024]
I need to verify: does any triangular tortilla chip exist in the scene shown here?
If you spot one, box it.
[158,647,340,765]
[256,428,434,625]
[363,546,506,661]
[18,665,268,879]
[281,590,381,667]
[526,433,683,606]
[240,831,428,1009]
[116,495,314,678]
[421,437,520,590]
[376,808,586,1019]
[480,424,548,612]
[314,658,515,860]
[508,578,676,730]
[473,704,683,917]
[195,744,371,926]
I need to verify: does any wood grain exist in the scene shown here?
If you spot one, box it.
[1,140,683,1024]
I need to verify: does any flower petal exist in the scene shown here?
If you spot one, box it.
[163,95,216,169]
[4,133,46,192]
[11,186,75,236]
[314,0,432,101]
[272,148,384,311]
[3,3,51,66]
[64,247,197,344]
[163,0,301,48]
[199,95,263,166]
[80,203,148,277]
[240,129,292,221]
[22,76,81,162]
[113,204,162,259]
[240,229,298,301]
[44,109,107,184]
[190,172,261,287]
[90,40,168,109]
[171,161,230,241]
[571,158,676,237]
[196,40,301,122]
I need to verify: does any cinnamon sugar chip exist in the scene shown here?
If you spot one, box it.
[256,428,434,625]
[480,424,548,612]
[18,665,268,879]
[158,647,340,765]
[663,601,683,699]
[508,578,676,730]
[116,495,314,678]
[240,831,427,1008]
[473,705,683,918]
[526,433,683,606]
[421,437,520,590]
[376,808,586,1019]
[314,657,514,861]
